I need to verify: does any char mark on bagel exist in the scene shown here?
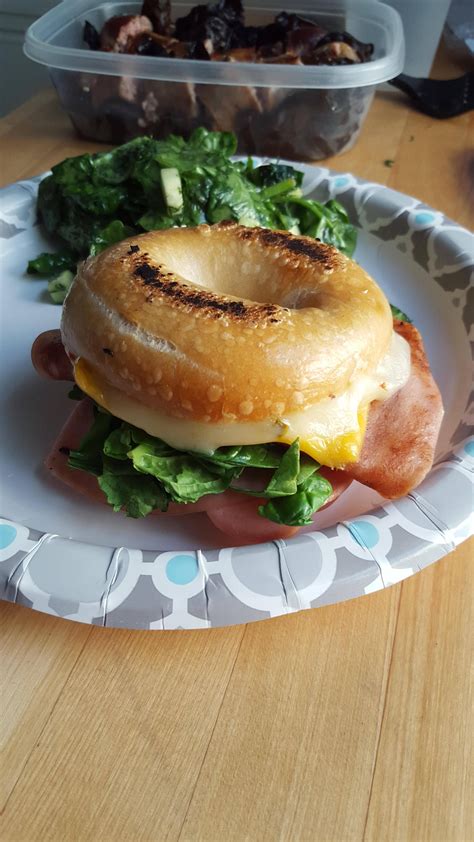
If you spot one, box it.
[237,226,340,270]
[131,255,284,323]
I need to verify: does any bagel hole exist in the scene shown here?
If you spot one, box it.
[146,237,307,308]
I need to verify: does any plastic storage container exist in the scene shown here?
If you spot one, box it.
[24,0,404,161]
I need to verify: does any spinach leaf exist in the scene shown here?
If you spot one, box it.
[264,439,301,497]
[206,170,276,228]
[37,174,63,234]
[27,251,76,277]
[98,458,169,518]
[287,197,357,257]
[89,220,135,256]
[130,441,239,503]
[67,404,333,526]
[200,443,283,469]
[259,473,333,526]
[248,163,303,189]
[390,304,412,323]
[103,423,163,460]
[68,409,116,475]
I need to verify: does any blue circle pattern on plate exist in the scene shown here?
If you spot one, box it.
[0,523,17,549]
[166,554,199,586]
[0,169,472,629]
[347,521,380,550]
[414,211,435,226]
[465,441,474,457]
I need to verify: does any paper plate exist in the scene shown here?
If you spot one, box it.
[0,164,472,629]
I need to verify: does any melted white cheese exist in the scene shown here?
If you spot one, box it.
[75,331,411,465]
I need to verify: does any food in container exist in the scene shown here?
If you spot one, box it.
[24,0,404,160]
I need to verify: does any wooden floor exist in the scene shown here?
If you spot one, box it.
[1,41,473,841]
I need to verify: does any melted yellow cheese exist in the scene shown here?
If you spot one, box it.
[76,361,106,407]
[279,408,368,467]
[74,331,410,468]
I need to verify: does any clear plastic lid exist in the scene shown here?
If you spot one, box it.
[24,0,404,89]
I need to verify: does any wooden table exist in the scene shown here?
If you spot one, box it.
[1,45,473,841]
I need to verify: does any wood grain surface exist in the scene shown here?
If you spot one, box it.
[0,43,473,842]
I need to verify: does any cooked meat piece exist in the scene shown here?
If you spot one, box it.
[87,74,140,110]
[275,11,325,34]
[234,25,260,48]
[314,30,374,63]
[256,13,327,58]
[310,41,362,65]
[343,321,444,499]
[127,32,170,56]
[188,41,212,60]
[254,83,289,113]
[66,77,145,143]
[212,47,258,62]
[205,495,301,543]
[175,0,244,54]
[129,31,191,57]
[138,80,199,135]
[286,25,329,61]
[196,80,261,134]
[140,0,172,35]
[252,87,371,160]
[99,14,153,53]
[148,32,190,56]
[259,53,303,66]
[45,399,109,506]
[330,30,374,62]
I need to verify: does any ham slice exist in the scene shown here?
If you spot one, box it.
[31,330,74,382]
[343,321,443,498]
[205,465,351,543]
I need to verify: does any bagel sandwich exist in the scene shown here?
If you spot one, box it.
[32,223,443,544]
